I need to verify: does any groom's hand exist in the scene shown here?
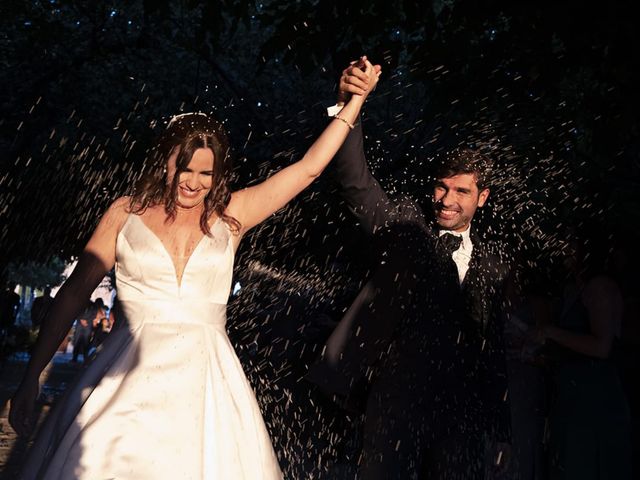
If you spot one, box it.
[337,56,382,105]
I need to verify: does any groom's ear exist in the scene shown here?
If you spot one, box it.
[477,188,490,207]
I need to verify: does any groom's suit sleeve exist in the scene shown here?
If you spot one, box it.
[331,121,395,235]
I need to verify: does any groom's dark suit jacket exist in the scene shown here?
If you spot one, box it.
[309,122,511,439]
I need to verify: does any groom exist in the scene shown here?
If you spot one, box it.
[308,62,511,479]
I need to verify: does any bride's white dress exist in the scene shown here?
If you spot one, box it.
[22,214,283,479]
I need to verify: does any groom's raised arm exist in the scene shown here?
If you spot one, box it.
[331,112,394,235]
[328,58,393,235]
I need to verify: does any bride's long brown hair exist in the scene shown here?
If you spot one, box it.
[129,113,240,234]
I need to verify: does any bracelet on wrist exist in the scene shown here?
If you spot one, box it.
[333,114,355,130]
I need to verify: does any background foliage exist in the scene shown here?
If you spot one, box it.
[1,0,638,274]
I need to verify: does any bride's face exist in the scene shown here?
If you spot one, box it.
[166,147,215,209]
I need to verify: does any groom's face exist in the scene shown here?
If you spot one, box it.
[432,173,489,232]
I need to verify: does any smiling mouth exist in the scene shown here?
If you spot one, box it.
[179,186,201,198]
[437,208,460,219]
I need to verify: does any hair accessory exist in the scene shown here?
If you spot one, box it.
[168,112,208,127]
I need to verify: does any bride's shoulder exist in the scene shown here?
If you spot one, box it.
[101,196,133,232]
[107,196,132,216]
[109,196,131,210]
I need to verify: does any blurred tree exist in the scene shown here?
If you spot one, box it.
[4,257,67,289]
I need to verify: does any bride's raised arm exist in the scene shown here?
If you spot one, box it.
[227,59,380,235]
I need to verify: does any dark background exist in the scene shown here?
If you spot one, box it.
[1,1,639,476]
[2,0,638,271]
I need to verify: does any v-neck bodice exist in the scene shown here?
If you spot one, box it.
[115,214,235,302]
[134,215,209,288]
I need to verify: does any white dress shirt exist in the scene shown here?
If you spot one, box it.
[438,225,473,284]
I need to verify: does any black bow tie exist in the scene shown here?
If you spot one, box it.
[438,233,463,255]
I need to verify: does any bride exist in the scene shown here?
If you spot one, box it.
[9,59,379,479]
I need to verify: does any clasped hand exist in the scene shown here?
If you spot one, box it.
[338,56,382,105]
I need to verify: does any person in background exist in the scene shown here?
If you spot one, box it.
[31,287,54,330]
[0,281,21,334]
[536,227,632,480]
[71,303,93,364]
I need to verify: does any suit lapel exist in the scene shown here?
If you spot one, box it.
[460,229,490,331]
[461,228,483,289]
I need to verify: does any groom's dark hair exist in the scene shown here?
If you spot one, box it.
[434,148,493,190]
